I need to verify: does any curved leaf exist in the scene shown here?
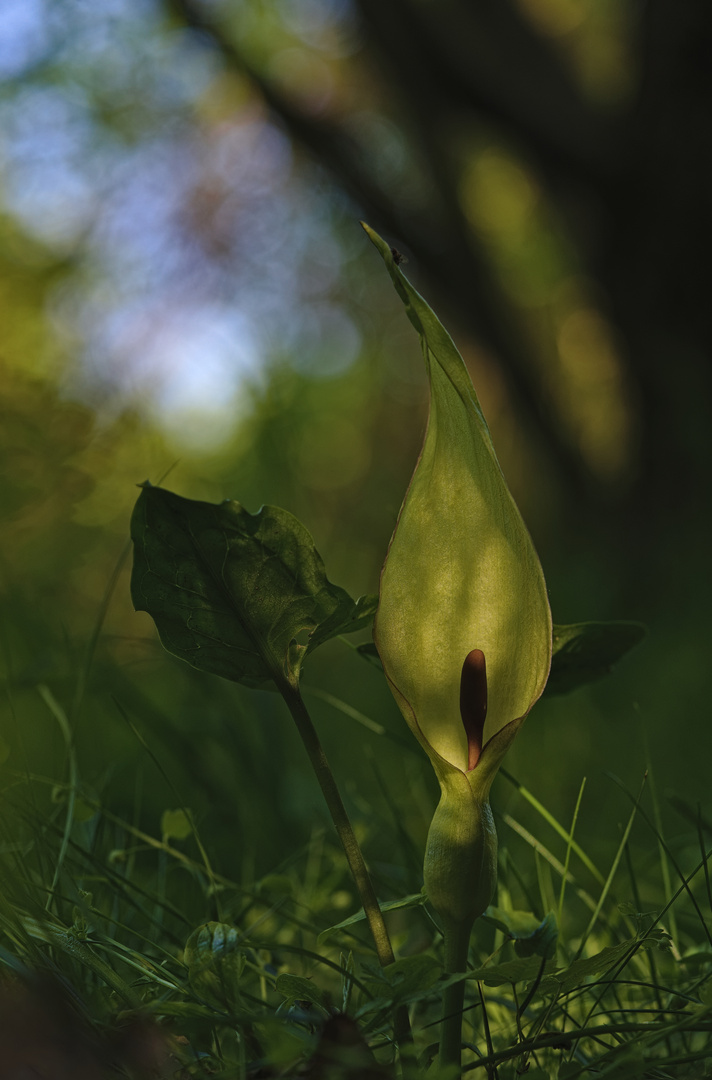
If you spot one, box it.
[131,483,375,690]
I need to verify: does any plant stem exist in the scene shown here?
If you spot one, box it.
[439,917,474,1076]
[281,682,413,1050]
[280,680,396,968]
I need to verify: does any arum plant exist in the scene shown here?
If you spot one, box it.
[128,225,645,1072]
[363,224,553,1072]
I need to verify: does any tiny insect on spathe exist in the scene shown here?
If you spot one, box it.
[390,246,407,266]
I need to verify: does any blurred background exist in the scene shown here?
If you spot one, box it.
[1,0,711,885]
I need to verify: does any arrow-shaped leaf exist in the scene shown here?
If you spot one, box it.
[545,621,646,696]
[130,483,377,691]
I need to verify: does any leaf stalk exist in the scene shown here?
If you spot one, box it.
[279,680,412,1050]
[278,679,395,966]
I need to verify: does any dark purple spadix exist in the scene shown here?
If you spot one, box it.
[460,649,488,771]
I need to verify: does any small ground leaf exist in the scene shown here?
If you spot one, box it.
[318,893,426,945]
[275,973,327,1009]
[464,956,551,986]
[539,938,639,994]
[482,905,547,939]
[184,921,245,1010]
[361,955,443,1006]
[161,808,192,841]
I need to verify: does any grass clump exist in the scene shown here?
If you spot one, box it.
[2,728,712,1078]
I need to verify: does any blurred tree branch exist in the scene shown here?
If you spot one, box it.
[166,0,712,520]
[167,0,594,500]
[356,0,616,188]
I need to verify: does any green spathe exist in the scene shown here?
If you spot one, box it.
[364,224,552,792]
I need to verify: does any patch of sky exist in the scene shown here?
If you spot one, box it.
[38,0,165,82]
[212,115,293,192]
[2,0,362,447]
[0,0,50,79]
[82,119,297,309]
[0,84,98,247]
[14,0,217,124]
[110,300,263,450]
[0,0,219,250]
[88,137,205,290]
[49,113,359,445]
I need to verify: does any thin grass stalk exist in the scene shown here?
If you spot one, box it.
[461,1019,712,1075]
[477,981,497,1080]
[500,770,604,885]
[610,772,712,947]
[574,773,648,963]
[37,686,78,909]
[557,777,586,928]
[621,839,670,1055]
[114,698,223,921]
[647,765,679,944]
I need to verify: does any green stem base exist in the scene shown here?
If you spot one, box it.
[440,918,474,1076]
